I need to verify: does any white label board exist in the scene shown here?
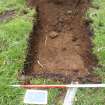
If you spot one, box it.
[24,89,48,104]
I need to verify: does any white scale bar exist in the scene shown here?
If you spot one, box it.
[66,84,105,88]
[11,84,105,88]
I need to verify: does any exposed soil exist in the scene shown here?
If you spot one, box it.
[0,10,15,21]
[21,0,99,83]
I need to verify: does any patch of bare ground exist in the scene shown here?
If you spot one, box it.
[20,0,100,84]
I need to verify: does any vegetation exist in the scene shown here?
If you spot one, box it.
[0,0,33,104]
[0,0,105,105]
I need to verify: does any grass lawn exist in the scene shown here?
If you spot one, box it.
[0,0,105,105]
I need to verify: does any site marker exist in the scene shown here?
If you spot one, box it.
[24,89,48,104]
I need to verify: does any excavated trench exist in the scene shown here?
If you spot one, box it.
[21,0,99,83]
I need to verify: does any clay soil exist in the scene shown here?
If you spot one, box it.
[22,0,99,83]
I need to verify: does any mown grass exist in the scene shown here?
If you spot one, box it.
[0,0,105,105]
[0,0,33,105]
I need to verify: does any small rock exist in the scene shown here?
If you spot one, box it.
[49,31,59,39]
[67,10,72,15]
[62,47,67,51]
[58,17,64,23]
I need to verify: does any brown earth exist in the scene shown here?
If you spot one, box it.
[21,0,99,83]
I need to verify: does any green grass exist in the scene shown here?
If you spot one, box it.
[0,0,105,105]
[0,0,33,105]
[0,0,27,13]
